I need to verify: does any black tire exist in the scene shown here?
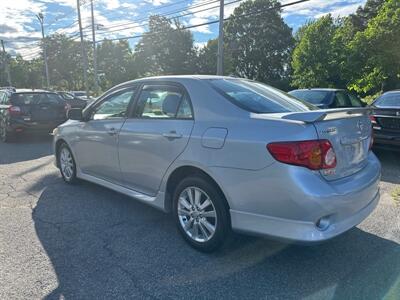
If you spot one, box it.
[57,143,78,184]
[0,122,13,143]
[172,176,230,252]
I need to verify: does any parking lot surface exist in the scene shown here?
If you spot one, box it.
[1,135,399,299]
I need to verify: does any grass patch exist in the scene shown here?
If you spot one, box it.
[391,187,400,206]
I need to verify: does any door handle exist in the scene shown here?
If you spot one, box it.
[162,131,182,139]
[107,127,118,136]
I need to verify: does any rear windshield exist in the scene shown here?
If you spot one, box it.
[289,90,330,105]
[208,79,316,113]
[11,93,63,105]
[374,93,400,107]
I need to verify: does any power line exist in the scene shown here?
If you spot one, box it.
[96,0,311,43]
[97,0,220,33]
[91,0,207,25]
[96,0,242,39]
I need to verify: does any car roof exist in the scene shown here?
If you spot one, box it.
[14,89,55,93]
[382,90,400,95]
[290,88,345,92]
[106,75,239,93]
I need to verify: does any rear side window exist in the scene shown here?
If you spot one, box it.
[208,79,315,113]
[333,92,350,107]
[289,90,330,105]
[374,93,400,107]
[348,93,363,107]
[11,93,63,106]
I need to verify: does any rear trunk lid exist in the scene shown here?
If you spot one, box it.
[11,93,66,123]
[373,107,400,131]
[282,108,372,181]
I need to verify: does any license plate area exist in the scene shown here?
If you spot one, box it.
[344,140,367,165]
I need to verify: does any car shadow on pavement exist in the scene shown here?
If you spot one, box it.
[0,134,53,164]
[374,148,400,185]
[31,176,400,299]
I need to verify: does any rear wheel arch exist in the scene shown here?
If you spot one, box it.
[165,165,231,215]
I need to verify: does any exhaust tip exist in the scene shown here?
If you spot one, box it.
[316,216,330,231]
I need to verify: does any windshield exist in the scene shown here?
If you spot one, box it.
[374,92,400,107]
[289,90,330,105]
[208,79,316,113]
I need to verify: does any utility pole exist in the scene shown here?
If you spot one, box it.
[1,40,12,86]
[36,13,50,88]
[90,0,98,92]
[217,0,224,75]
[77,0,89,96]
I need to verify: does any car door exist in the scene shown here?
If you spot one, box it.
[118,83,194,196]
[74,87,137,184]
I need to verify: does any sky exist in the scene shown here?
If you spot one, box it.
[0,0,367,60]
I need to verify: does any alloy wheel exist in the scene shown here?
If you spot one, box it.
[60,147,74,181]
[177,186,217,243]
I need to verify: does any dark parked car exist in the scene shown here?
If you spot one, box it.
[370,90,400,149]
[0,89,68,142]
[57,91,88,109]
[289,88,364,109]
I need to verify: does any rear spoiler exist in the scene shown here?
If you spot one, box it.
[281,108,372,123]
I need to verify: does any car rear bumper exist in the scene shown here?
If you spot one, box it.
[210,152,381,243]
[230,190,379,242]
[9,119,65,133]
[373,128,400,148]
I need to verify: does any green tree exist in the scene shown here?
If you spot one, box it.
[196,38,233,75]
[96,39,135,91]
[8,56,44,88]
[43,34,88,90]
[134,15,196,76]
[347,0,400,94]
[291,15,345,89]
[349,0,386,31]
[225,0,294,89]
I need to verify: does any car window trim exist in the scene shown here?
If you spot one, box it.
[126,81,194,120]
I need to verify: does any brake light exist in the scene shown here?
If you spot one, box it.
[267,140,337,170]
[8,106,21,116]
[369,132,374,150]
[369,115,376,124]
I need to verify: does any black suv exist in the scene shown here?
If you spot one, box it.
[0,89,68,142]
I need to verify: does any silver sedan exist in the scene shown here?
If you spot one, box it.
[53,75,381,251]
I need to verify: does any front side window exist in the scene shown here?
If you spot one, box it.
[92,89,135,120]
[208,79,315,113]
[135,85,193,119]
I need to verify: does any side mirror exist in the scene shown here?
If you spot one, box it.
[67,108,83,121]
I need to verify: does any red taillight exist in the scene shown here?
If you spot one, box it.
[369,132,374,150]
[369,115,376,124]
[8,106,21,116]
[267,140,337,170]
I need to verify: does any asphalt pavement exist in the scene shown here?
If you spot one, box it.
[0,135,399,299]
